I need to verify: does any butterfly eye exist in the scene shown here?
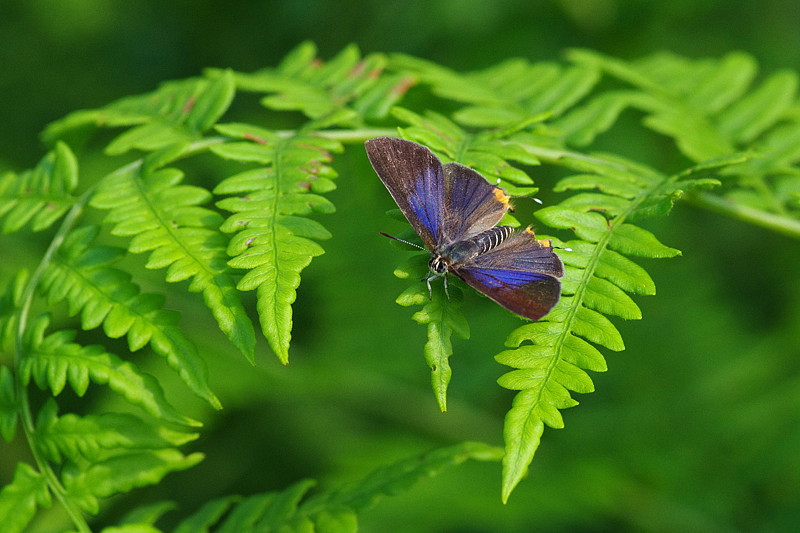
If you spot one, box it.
[428,255,447,273]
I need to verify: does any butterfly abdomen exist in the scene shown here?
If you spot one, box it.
[438,225,514,267]
[471,225,514,255]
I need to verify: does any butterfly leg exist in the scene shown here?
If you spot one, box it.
[422,271,449,300]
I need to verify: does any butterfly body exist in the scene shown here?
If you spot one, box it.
[365,137,563,321]
[429,224,513,274]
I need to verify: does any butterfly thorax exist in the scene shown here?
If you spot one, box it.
[429,225,514,273]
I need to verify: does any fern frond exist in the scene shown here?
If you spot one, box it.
[20,315,197,426]
[35,400,197,464]
[90,148,256,365]
[62,448,203,515]
[305,441,502,514]
[172,496,239,533]
[229,41,412,126]
[0,463,51,533]
[393,254,469,413]
[171,442,500,531]
[43,71,236,155]
[494,152,744,501]
[212,127,339,363]
[39,225,220,410]
[0,142,78,233]
[566,50,800,234]
[391,53,600,130]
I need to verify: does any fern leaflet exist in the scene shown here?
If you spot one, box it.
[0,142,78,233]
[0,463,50,533]
[566,50,800,231]
[39,224,220,410]
[230,41,412,127]
[167,442,500,532]
[20,314,196,426]
[89,147,256,366]
[391,53,600,130]
[212,126,339,363]
[43,71,236,155]
[35,401,198,464]
[62,448,203,515]
[394,253,469,412]
[494,150,746,501]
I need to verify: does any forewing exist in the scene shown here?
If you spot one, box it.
[365,137,444,250]
[454,229,564,321]
[441,162,511,243]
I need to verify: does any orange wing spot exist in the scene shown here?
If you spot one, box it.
[523,227,552,247]
[493,188,511,205]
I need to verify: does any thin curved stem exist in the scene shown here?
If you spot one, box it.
[13,188,95,533]
[687,190,800,240]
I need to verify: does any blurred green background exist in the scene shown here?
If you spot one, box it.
[2,1,800,531]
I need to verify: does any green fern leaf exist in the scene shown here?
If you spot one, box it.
[171,442,499,532]
[558,51,800,230]
[0,463,51,533]
[117,501,178,528]
[228,41,409,126]
[0,142,78,233]
[223,480,317,533]
[20,315,197,426]
[39,225,220,409]
[303,441,502,514]
[43,71,235,155]
[552,90,640,146]
[716,69,798,143]
[394,254,469,412]
[35,400,198,464]
[90,148,256,364]
[496,151,745,501]
[212,127,338,363]
[172,496,239,533]
[62,449,203,515]
[391,55,599,129]
[0,366,16,442]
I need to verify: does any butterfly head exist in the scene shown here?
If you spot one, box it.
[428,254,449,274]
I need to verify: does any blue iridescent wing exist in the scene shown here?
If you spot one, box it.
[453,229,563,321]
[365,137,444,250]
[366,137,512,249]
[441,162,511,244]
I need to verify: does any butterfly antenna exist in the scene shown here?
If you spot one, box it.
[379,232,425,250]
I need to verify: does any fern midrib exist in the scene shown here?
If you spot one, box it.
[132,167,223,284]
[56,258,163,341]
[534,164,679,422]
[267,138,286,336]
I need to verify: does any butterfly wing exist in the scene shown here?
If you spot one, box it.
[365,137,445,251]
[366,137,512,249]
[441,162,511,244]
[453,229,564,321]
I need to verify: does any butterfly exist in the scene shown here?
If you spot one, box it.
[365,137,563,321]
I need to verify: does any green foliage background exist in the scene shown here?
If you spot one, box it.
[1,1,799,531]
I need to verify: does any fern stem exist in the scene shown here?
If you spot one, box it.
[687,190,800,240]
[275,128,398,143]
[14,188,94,533]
